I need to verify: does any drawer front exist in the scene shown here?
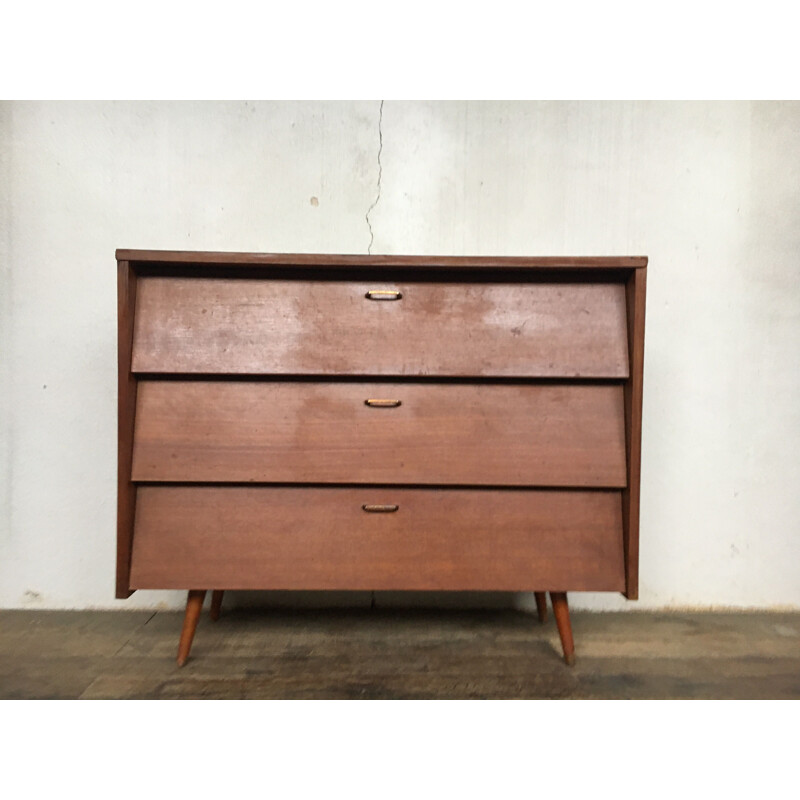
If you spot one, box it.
[131,381,627,487]
[129,486,626,591]
[131,277,629,377]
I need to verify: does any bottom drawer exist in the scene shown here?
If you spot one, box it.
[130,487,625,592]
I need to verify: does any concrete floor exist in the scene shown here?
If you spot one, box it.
[1,607,798,699]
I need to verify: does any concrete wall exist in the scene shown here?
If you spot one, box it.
[1,101,798,610]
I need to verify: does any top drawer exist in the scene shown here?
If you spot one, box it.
[131,277,629,377]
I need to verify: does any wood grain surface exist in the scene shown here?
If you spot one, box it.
[5,609,798,700]
[117,251,647,615]
[131,277,630,377]
[622,267,647,598]
[131,381,627,487]
[116,260,137,598]
[129,486,626,592]
[118,250,648,269]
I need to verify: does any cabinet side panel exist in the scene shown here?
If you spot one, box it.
[622,267,646,598]
[116,260,137,598]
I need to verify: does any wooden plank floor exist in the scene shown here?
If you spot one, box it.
[1,608,798,699]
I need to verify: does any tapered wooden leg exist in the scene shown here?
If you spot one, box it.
[550,591,575,666]
[534,592,548,623]
[210,590,224,622]
[177,590,206,667]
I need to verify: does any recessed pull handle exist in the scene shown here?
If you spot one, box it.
[365,398,402,408]
[365,289,402,301]
[362,504,399,513]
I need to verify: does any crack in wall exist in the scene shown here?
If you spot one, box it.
[365,100,384,255]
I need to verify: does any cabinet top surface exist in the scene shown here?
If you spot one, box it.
[117,250,647,269]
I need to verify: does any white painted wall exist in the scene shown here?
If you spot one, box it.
[1,101,798,610]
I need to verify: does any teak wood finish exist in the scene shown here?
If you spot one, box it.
[117,250,647,667]
[132,381,627,487]
[176,590,206,667]
[129,486,626,591]
[210,590,224,622]
[132,278,629,378]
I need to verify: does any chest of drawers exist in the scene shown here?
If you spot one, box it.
[117,251,647,667]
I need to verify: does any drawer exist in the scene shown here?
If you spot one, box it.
[129,486,626,591]
[131,277,629,377]
[131,380,627,487]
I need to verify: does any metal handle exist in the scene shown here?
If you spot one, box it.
[365,398,402,408]
[365,289,402,301]
[362,504,399,513]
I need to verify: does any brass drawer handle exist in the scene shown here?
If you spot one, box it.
[362,504,399,513]
[365,289,402,301]
[365,398,402,408]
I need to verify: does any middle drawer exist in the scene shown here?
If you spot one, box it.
[132,381,626,487]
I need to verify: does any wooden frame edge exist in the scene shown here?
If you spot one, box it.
[115,249,649,269]
[622,266,646,599]
[116,259,137,599]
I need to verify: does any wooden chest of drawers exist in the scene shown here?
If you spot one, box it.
[117,251,647,666]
